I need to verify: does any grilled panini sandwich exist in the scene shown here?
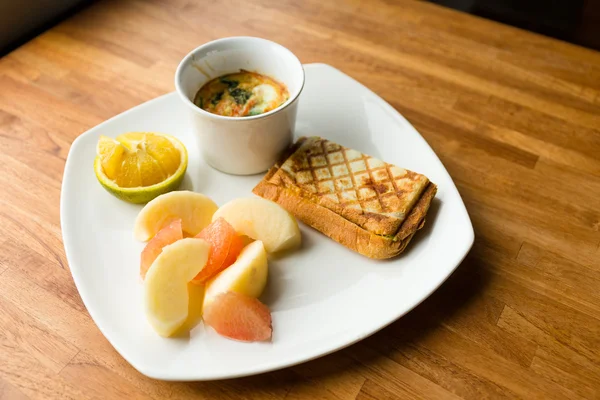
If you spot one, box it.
[252,136,437,259]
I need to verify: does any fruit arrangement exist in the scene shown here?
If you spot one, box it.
[133,190,301,341]
[93,133,301,341]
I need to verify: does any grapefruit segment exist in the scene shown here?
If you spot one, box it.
[191,218,244,284]
[221,235,245,269]
[203,291,272,342]
[140,219,183,279]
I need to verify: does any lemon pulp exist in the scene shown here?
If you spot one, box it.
[94,132,188,204]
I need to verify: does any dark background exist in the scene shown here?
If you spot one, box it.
[1,0,599,55]
[426,0,600,51]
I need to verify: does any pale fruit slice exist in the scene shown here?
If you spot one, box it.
[177,282,205,334]
[144,238,210,337]
[203,240,268,309]
[212,197,301,253]
[134,191,218,241]
[203,291,272,342]
[140,219,183,279]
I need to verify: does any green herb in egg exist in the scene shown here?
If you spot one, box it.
[193,70,289,117]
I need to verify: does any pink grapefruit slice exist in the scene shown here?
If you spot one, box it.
[192,218,244,284]
[203,291,272,342]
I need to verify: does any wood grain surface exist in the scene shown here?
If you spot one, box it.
[1,0,599,398]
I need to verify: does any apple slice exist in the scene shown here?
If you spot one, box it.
[203,240,268,309]
[144,238,210,337]
[140,219,183,279]
[212,197,301,253]
[134,191,218,241]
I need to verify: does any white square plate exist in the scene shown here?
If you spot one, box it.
[61,63,473,380]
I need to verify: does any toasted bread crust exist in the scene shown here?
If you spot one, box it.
[268,136,429,236]
[253,174,437,259]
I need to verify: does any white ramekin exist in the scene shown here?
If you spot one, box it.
[174,37,305,175]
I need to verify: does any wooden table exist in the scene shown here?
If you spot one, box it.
[1,0,599,398]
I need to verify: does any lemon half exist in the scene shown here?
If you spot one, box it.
[94,132,188,204]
